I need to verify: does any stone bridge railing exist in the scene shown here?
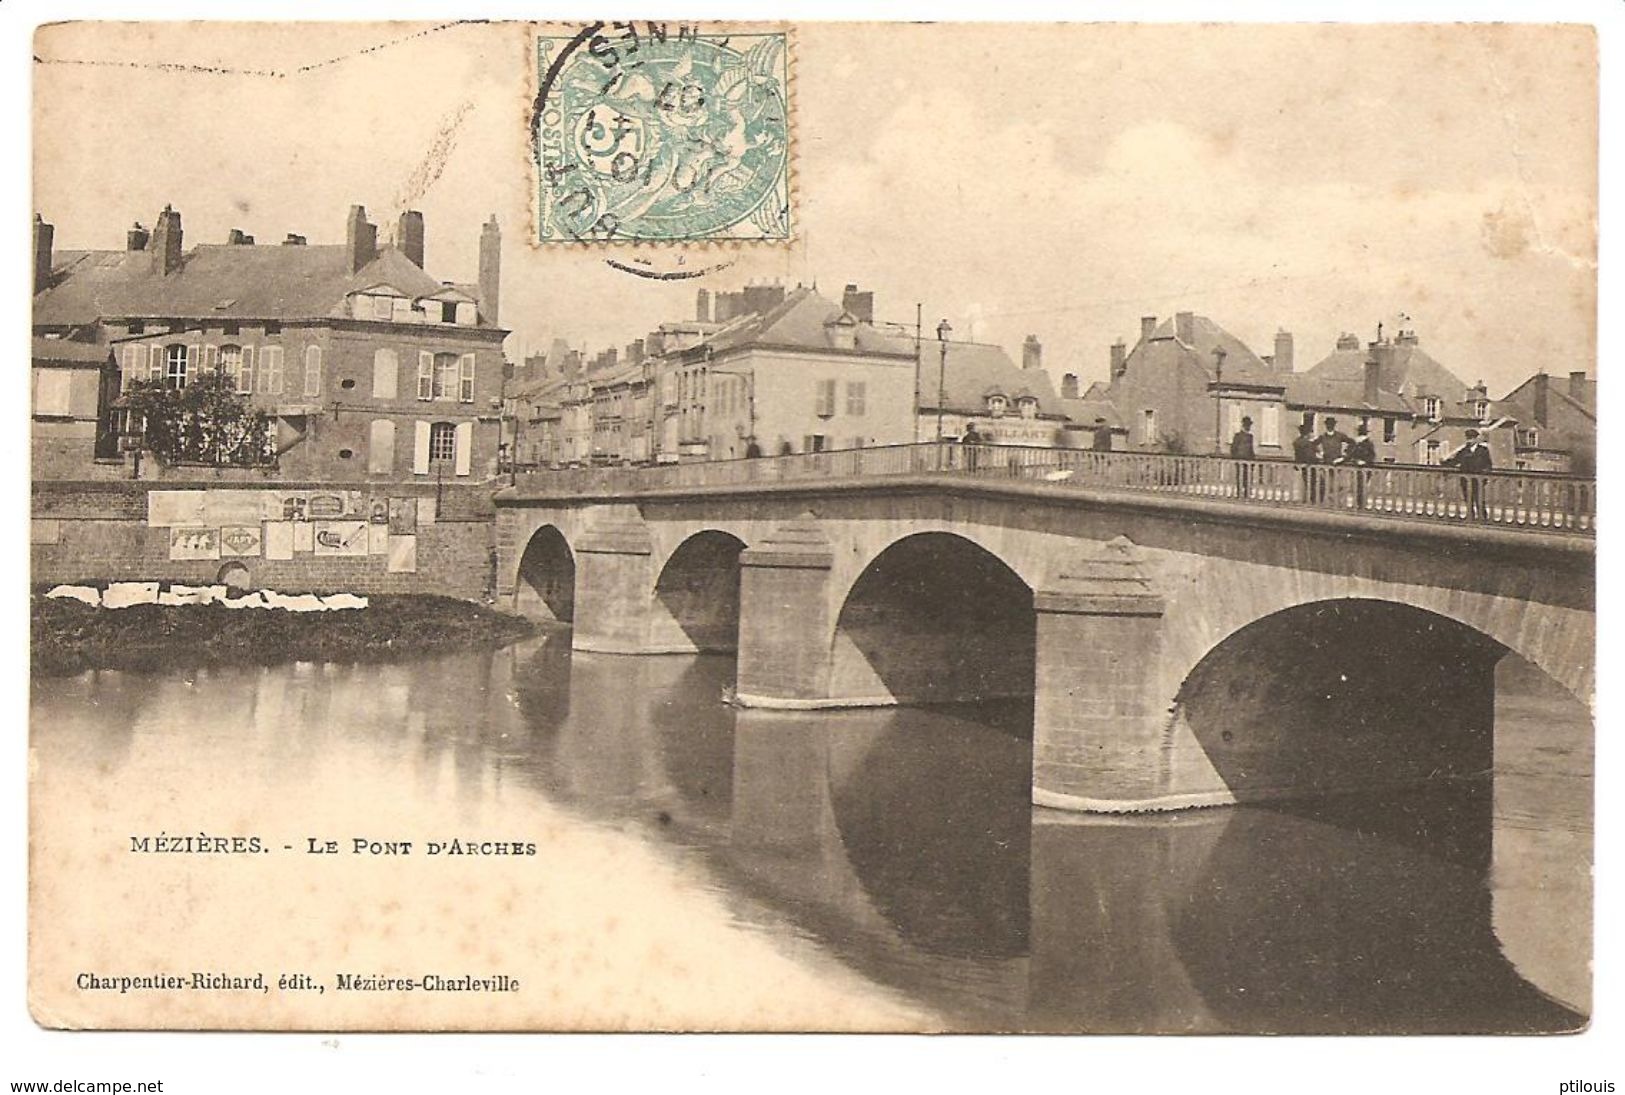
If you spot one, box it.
[508,441,1596,536]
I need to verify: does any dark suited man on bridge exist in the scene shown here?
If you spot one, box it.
[1292,421,1320,503]
[1442,428,1493,519]
[1229,415,1255,498]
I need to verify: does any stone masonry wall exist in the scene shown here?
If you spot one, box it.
[31,479,496,600]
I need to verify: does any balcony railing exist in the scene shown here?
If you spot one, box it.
[510,442,1596,536]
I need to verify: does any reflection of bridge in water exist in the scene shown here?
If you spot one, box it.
[496,441,1594,814]
[495,640,1587,1033]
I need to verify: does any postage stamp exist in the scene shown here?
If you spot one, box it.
[533,21,793,245]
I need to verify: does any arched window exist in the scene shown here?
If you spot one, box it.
[164,344,189,389]
[1017,396,1038,419]
[985,394,1007,417]
[428,421,457,465]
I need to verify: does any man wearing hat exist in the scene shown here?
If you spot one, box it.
[1442,428,1493,519]
[1229,414,1256,497]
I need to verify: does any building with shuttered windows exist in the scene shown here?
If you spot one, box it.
[32,204,508,482]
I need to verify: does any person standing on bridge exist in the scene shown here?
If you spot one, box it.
[1091,417,1114,452]
[1315,417,1351,505]
[961,421,983,472]
[1342,421,1377,509]
[1442,427,1493,519]
[1229,415,1255,498]
[1292,421,1319,503]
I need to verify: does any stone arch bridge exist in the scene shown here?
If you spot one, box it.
[495,459,1593,814]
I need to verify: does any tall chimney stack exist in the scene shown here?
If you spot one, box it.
[345,205,376,274]
[1174,311,1195,345]
[32,214,54,294]
[841,283,875,324]
[398,210,425,268]
[696,288,711,323]
[1061,373,1080,399]
[126,221,149,252]
[1140,315,1157,345]
[150,205,183,276]
[1110,339,1126,379]
[1363,358,1381,405]
[478,214,501,325]
[1569,370,1587,400]
[1274,329,1294,372]
[1022,334,1043,371]
[1533,373,1549,425]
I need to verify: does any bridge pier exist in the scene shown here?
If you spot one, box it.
[1032,538,1211,812]
[572,513,657,653]
[735,517,836,707]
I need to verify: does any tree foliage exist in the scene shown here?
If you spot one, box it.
[123,373,275,467]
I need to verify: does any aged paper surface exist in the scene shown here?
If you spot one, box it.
[27,18,1598,1041]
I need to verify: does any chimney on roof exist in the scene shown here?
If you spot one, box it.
[1274,329,1294,372]
[695,288,711,323]
[842,283,875,324]
[150,205,183,276]
[1336,332,1361,351]
[226,228,248,245]
[742,283,786,316]
[126,221,149,252]
[1140,315,1156,345]
[32,214,53,295]
[1533,372,1549,425]
[1061,373,1080,399]
[627,339,645,366]
[478,215,501,325]
[345,204,377,274]
[1022,334,1043,371]
[1397,328,1419,345]
[282,233,306,246]
[1367,338,1397,398]
[398,210,425,268]
[1110,339,1127,379]
[1569,370,1587,399]
[1174,311,1194,345]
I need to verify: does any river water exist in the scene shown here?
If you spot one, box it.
[30,633,1591,1033]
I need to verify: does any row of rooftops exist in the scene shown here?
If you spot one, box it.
[31,204,505,334]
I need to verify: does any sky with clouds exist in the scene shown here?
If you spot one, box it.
[33,20,1596,395]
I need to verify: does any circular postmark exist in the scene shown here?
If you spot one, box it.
[536,23,791,244]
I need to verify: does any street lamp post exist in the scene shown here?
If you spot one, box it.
[935,319,952,447]
[1211,346,1227,453]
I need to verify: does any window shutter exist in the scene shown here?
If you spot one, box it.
[148,345,163,381]
[453,421,473,476]
[413,420,431,474]
[202,344,218,373]
[459,353,475,403]
[120,346,139,389]
[238,347,255,394]
[417,352,434,400]
[368,419,395,474]
[304,346,322,397]
[373,348,398,399]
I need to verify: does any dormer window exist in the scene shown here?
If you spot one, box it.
[1472,398,1489,421]
[441,301,458,324]
[1017,396,1038,419]
[372,295,394,321]
[986,394,1008,417]
[1423,396,1442,420]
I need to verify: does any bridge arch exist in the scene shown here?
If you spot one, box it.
[1153,564,1594,711]
[649,529,749,653]
[1168,597,1508,803]
[514,524,575,623]
[829,531,1035,705]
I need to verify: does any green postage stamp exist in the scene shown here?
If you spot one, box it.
[534,22,793,245]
